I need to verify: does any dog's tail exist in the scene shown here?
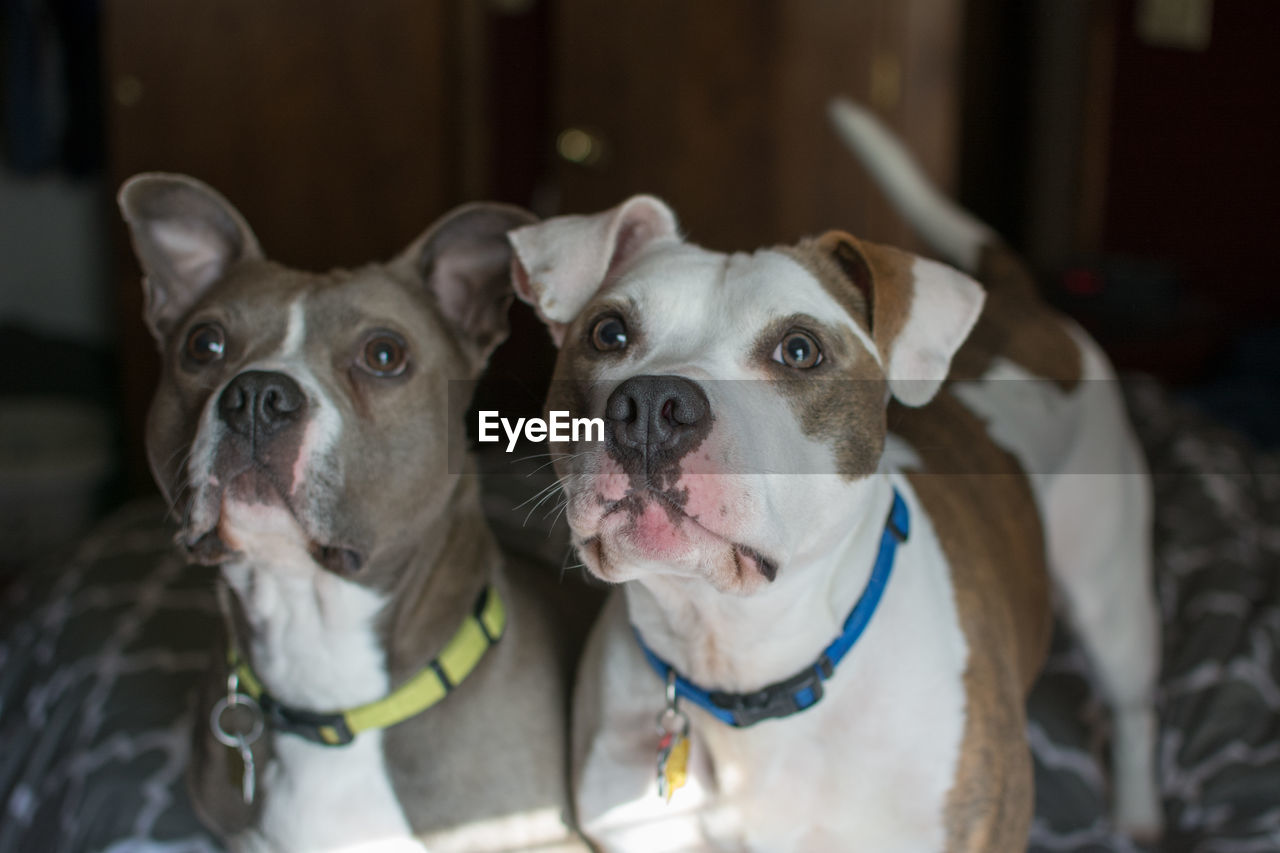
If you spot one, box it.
[828,97,1015,282]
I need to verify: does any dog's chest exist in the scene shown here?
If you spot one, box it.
[221,550,423,851]
[700,534,968,849]
[237,734,424,853]
[581,497,971,852]
[221,506,390,711]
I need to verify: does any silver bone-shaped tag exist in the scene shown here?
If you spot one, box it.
[210,673,265,805]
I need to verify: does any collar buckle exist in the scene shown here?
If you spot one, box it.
[257,693,355,746]
[708,660,829,728]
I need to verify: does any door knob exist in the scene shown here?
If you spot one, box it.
[557,127,608,168]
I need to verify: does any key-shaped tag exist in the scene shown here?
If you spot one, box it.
[225,740,244,792]
[656,729,689,802]
[211,681,264,806]
[233,733,256,804]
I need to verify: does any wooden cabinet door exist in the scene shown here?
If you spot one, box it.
[104,0,470,490]
[551,0,962,252]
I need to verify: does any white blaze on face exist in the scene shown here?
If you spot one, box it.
[280,298,307,357]
[184,294,346,541]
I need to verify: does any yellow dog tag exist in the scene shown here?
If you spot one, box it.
[656,731,689,802]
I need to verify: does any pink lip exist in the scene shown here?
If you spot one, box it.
[597,489,775,579]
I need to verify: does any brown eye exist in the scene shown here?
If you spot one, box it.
[184,323,226,364]
[361,333,408,377]
[590,315,628,352]
[772,331,823,369]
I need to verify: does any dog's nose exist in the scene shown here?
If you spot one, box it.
[218,371,306,439]
[605,375,710,468]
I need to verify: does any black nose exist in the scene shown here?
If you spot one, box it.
[605,375,711,470]
[218,371,306,439]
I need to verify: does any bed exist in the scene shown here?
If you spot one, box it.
[2,380,1277,852]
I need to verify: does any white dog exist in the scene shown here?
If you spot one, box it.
[505,100,1161,851]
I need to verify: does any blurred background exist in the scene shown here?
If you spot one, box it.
[1,0,1277,571]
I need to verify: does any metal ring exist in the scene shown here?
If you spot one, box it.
[210,693,265,748]
[656,707,690,738]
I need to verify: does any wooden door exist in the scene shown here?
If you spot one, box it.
[103,0,474,491]
[550,0,963,252]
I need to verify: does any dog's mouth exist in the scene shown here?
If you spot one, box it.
[584,488,778,585]
[179,466,365,577]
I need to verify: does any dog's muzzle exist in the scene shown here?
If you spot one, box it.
[605,374,711,474]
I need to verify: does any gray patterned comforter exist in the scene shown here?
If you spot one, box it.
[2,382,1277,852]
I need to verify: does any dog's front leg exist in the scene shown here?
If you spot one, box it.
[573,595,726,853]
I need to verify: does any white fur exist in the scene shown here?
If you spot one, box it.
[832,94,1163,836]
[280,298,307,358]
[509,215,980,850]
[549,246,902,588]
[827,99,994,272]
[418,807,584,853]
[509,195,679,330]
[577,476,969,852]
[518,174,1157,847]
[950,323,1162,835]
[219,507,424,853]
[885,257,985,406]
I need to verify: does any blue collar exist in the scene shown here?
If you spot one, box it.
[634,487,909,728]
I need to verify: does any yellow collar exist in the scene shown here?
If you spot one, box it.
[228,584,505,745]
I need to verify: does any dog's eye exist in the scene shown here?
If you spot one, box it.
[185,323,226,365]
[590,315,628,352]
[361,334,409,377]
[772,331,823,369]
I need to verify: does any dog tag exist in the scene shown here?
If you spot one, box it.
[225,741,244,792]
[211,682,264,806]
[655,671,691,802]
[232,734,257,805]
[656,730,689,802]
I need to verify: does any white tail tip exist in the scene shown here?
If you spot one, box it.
[827,96,995,273]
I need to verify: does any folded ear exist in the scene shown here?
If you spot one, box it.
[394,202,537,367]
[814,231,985,407]
[507,195,679,346]
[118,173,263,342]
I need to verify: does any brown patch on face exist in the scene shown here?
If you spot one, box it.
[781,232,918,368]
[548,296,644,412]
[838,235,918,362]
[949,244,1082,391]
[751,302,887,481]
[545,351,603,489]
[889,393,1052,850]
[778,240,871,332]
[791,232,1082,396]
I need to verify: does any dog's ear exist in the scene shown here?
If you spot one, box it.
[118,173,263,342]
[507,195,679,347]
[814,231,985,407]
[396,202,538,367]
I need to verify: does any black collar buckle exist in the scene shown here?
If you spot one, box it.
[707,658,833,728]
[257,693,355,746]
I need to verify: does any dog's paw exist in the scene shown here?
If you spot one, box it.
[1111,706,1164,844]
